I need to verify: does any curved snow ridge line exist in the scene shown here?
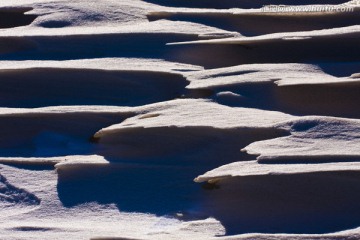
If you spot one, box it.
[0,19,234,37]
[0,58,203,73]
[242,116,360,163]
[93,99,293,139]
[0,155,162,169]
[185,63,344,89]
[90,99,291,160]
[147,7,360,36]
[0,105,132,115]
[54,155,109,170]
[94,99,292,142]
[0,155,108,168]
[92,126,287,161]
[194,160,360,183]
[168,25,360,45]
[0,67,190,108]
[54,156,181,170]
[164,26,360,68]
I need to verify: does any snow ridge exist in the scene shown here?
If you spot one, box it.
[0,0,359,239]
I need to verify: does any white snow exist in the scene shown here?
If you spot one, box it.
[195,160,360,182]
[0,0,360,239]
[243,116,360,162]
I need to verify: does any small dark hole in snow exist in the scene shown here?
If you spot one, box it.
[89,136,100,143]
[202,182,220,190]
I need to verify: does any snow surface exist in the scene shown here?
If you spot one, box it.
[195,160,360,182]
[244,116,360,162]
[0,0,360,239]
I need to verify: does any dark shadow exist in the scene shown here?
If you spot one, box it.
[0,163,55,171]
[0,68,188,108]
[0,33,201,60]
[142,0,349,9]
[57,164,203,215]
[0,8,37,28]
[57,127,287,216]
[200,172,360,235]
[0,113,132,157]
[317,61,360,77]
[2,31,360,69]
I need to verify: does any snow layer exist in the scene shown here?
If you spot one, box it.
[244,116,360,162]
[0,0,360,239]
[195,160,360,182]
[185,63,360,118]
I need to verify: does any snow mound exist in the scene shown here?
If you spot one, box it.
[93,99,291,159]
[195,160,360,182]
[185,63,360,118]
[244,116,360,163]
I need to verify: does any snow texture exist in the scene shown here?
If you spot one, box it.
[0,0,359,239]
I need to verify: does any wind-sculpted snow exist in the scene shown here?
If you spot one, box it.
[148,7,360,36]
[1,0,360,239]
[195,160,360,182]
[243,117,360,163]
[92,99,290,161]
[168,26,360,68]
[185,63,360,118]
